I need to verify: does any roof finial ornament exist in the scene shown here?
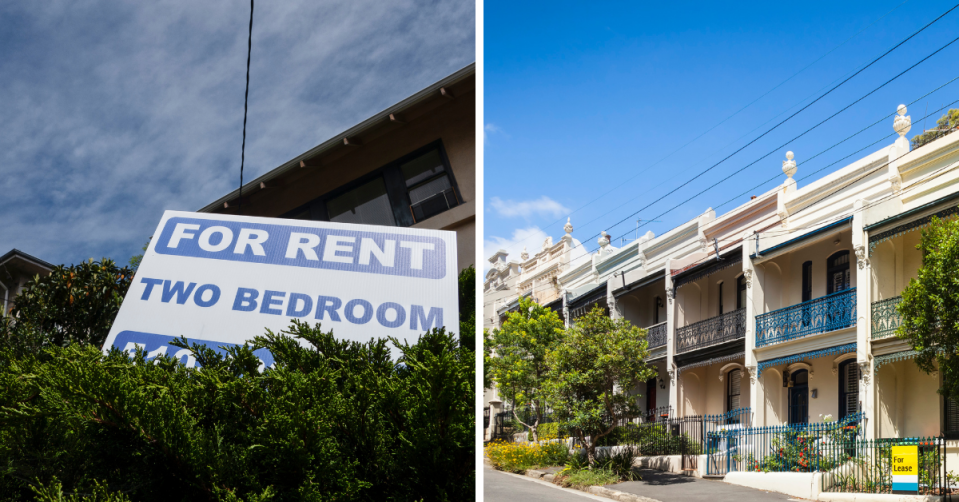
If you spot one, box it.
[894,104,911,138]
[520,246,529,261]
[564,217,573,235]
[782,151,797,178]
[598,231,610,251]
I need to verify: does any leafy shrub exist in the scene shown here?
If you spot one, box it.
[554,467,620,489]
[485,439,570,473]
[0,320,474,501]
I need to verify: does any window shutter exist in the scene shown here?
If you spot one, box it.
[728,370,742,411]
[844,363,858,415]
[946,398,959,434]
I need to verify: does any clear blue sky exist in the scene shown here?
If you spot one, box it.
[483,0,959,269]
[0,1,473,266]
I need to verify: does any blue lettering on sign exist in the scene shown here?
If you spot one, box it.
[112,330,275,369]
[154,217,447,279]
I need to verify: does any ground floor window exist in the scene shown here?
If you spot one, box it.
[946,398,959,438]
[838,359,859,420]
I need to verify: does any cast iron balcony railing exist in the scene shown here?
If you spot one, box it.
[755,288,856,347]
[646,321,667,349]
[871,295,903,340]
[676,308,745,354]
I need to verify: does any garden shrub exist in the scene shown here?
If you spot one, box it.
[0,320,474,501]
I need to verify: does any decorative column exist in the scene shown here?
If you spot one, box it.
[889,105,911,192]
[853,199,874,439]
[743,236,762,427]
[665,258,678,414]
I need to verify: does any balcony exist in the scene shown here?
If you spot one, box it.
[676,308,745,354]
[755,288,856,347]
[871,296,903,339]
[646,321,667,349]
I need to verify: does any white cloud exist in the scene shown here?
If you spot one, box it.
[483,123,509,145]
[483,226,549,273]
[489,196,569,219]
[0,1,474,265]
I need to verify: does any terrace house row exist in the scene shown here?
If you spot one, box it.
[483,105,959,456]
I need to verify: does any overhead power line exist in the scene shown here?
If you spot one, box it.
[238,0,255,216]
[492,0,914,252]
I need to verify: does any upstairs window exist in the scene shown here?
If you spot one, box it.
[401,149,460,223]
[326,177,395,226]
[282,141,460,228]
[736,275,747,310]
[718,281,724,315]
[827,251,851,295]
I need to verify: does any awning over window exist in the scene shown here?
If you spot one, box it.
[673,251,742,291]
[757,343,856,376]
[868,204,959,256]
[677,352,744,374]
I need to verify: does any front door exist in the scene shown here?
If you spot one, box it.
[646,378,657,417]
[788,370,809,424]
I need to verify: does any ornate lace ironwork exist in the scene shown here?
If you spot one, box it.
[646,321,667,349]
[676,308,745,354]
[871,296,903,339]
[868,205,959,255]
[756,343,856,376]
[755,288,857,347]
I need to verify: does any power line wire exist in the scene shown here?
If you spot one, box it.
[238,0,255,216]
[490,0,914,252]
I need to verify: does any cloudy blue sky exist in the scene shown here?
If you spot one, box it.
[0,0,474,266]
[484,0,959,271]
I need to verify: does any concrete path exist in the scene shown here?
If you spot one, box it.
[484,465,609,502]
[607,469,801,502]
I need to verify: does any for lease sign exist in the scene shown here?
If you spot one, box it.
[102,210,458,369]
[891,445,919,494]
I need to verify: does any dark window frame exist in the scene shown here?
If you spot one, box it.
[826,250,851,295]
[837,359,859,420]
[727,368,741,413]
[736,275,747,310]
[280,139,461,227]
[802,261,813,302]
[718,281,724,315]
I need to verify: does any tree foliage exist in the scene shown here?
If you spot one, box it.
[897,212,959,402]
[0,321,474,501]
[484,296,564,441]
[3,259,132,352]
[911,109,959,150]
[0,265,476,501]
[545,306,655,466]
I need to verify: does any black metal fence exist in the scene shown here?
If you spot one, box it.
[822,436,951,497]
[706,412,864,476]
[483,407,490,430]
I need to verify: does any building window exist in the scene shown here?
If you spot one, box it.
[827,251,850,295]
[736,275,746,310]
[838,359,859,420]
[789,369,809,424]
[802,261,813,302]
[727,369,741,412]
[282,140,460,227]
[400,148,459,223]
[654,297,661,324]
[326,176,396,226]
[945,398,959,438]
[718,281,724,315]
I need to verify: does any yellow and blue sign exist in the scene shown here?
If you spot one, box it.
[891,445,919,494]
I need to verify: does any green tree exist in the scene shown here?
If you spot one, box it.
[546,305,656,466]
[458,266,476,350]
[484,296,564,441]
[2,259,132,353]
[911,109,959,149]
[897,212,959,402]
[128,238,151,272]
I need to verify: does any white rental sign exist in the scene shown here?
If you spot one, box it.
[103,210,458,368]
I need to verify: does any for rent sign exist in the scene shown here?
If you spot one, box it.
[102,210,458,369]
[891,445,919,494]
